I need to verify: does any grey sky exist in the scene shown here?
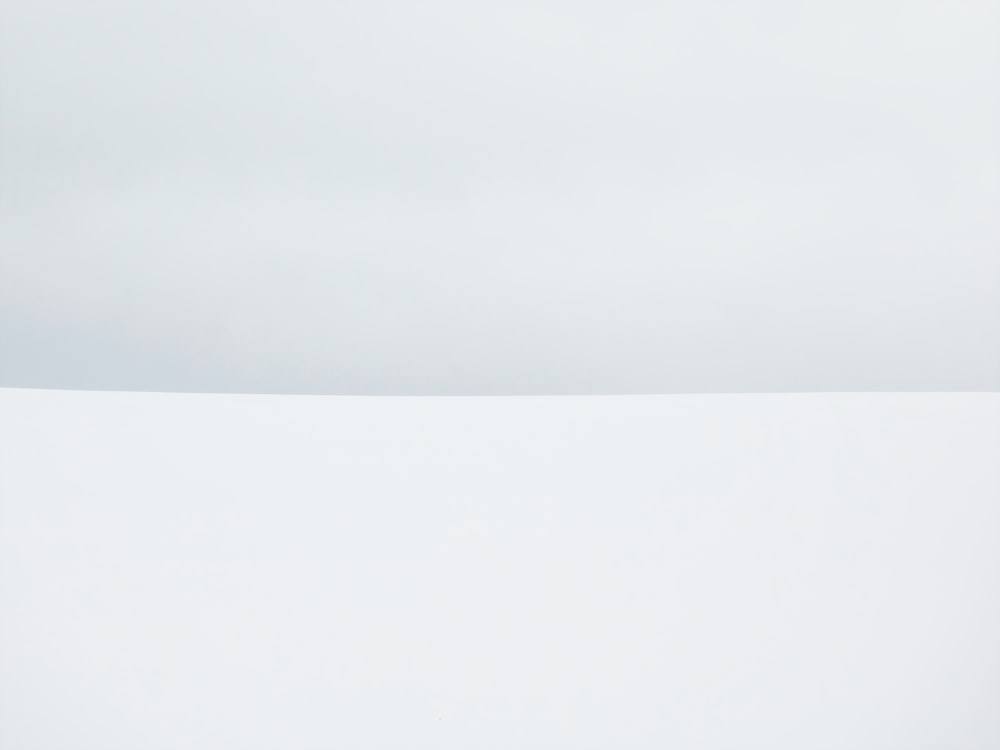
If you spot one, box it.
[2,0,998,393]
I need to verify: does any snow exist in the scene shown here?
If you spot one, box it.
[1,388,998,749]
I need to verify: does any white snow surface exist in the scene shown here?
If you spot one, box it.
[1,388,998,749]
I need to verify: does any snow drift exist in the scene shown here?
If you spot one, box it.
[1,388,998,749]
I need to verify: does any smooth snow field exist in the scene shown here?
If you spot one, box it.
[1,388,998,749]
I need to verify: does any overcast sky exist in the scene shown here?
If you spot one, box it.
[2,0,998,393]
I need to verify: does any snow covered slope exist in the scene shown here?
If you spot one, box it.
[1,389,998,749]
